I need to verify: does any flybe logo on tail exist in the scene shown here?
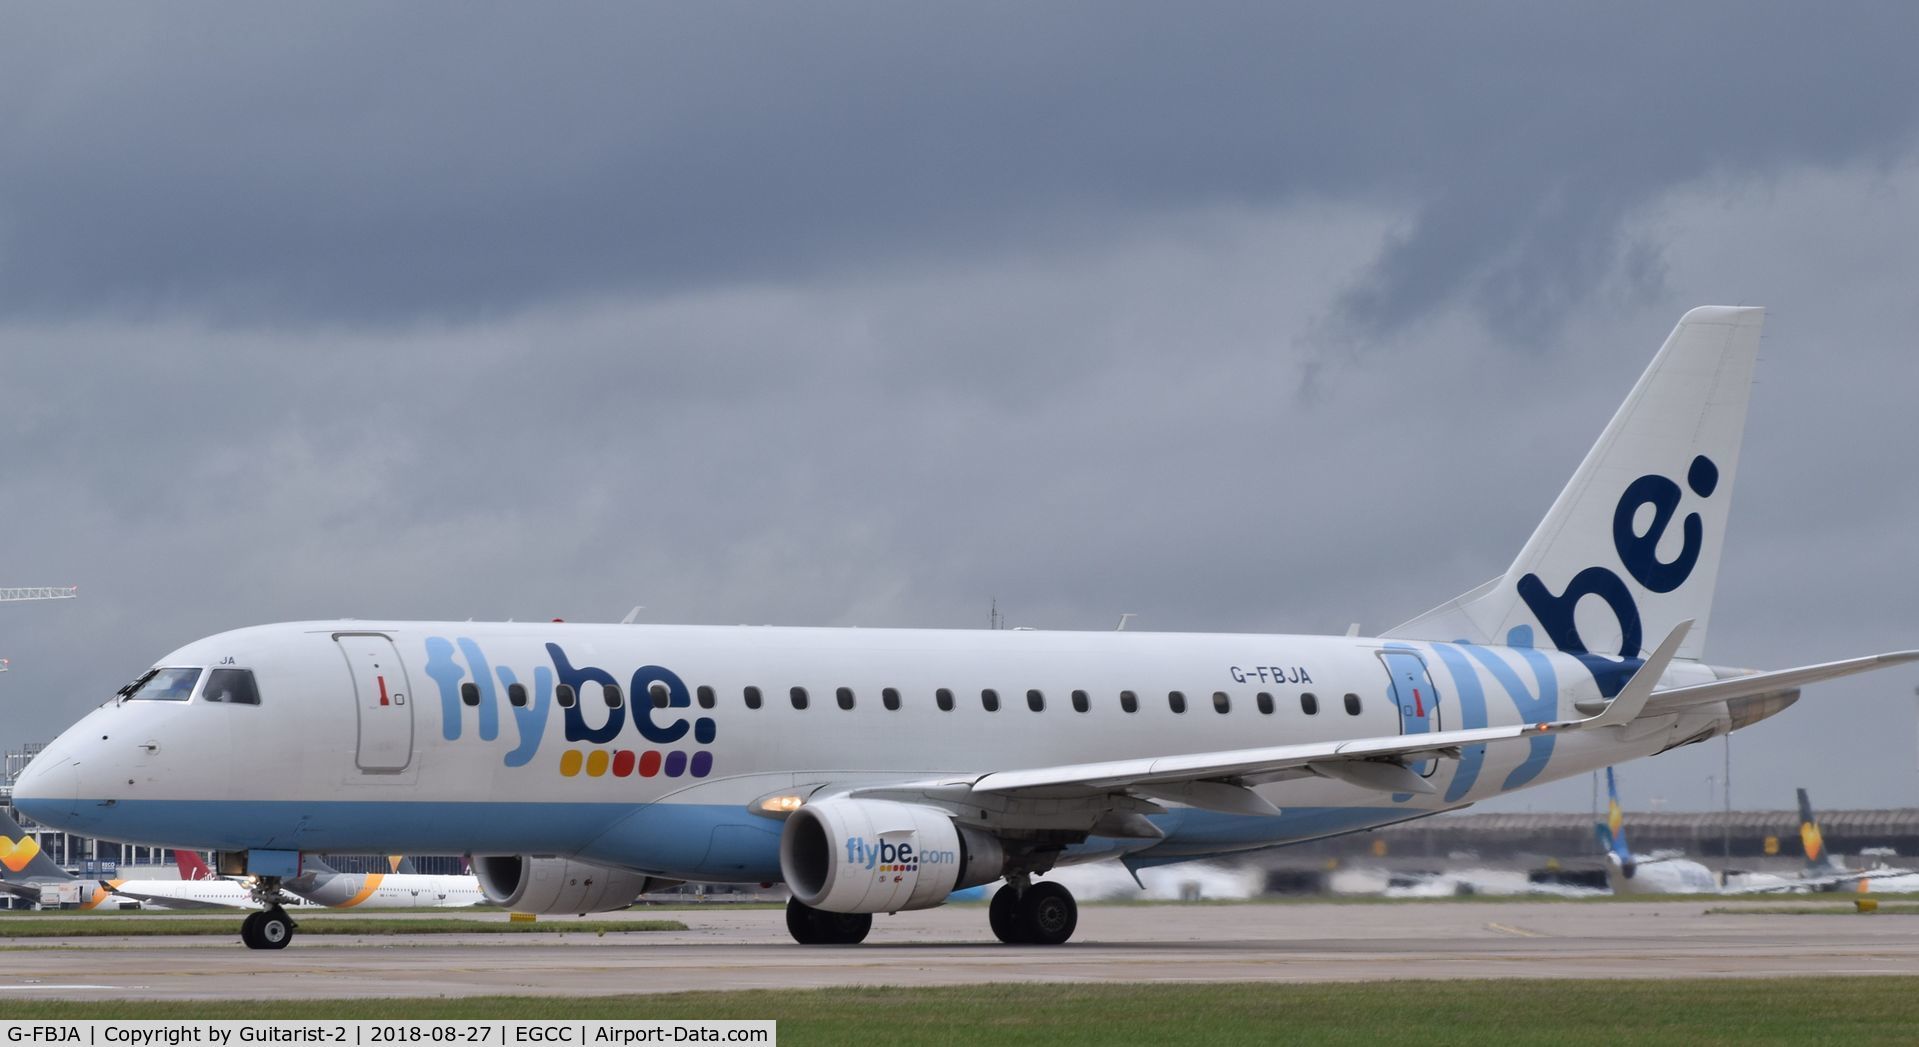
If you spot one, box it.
[424,638,716,780]
[1516,456,1718,696]
[0,834,42,873]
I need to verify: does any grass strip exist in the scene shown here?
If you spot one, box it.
[3,978,1919,1045]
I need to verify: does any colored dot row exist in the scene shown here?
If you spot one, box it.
[559,749,714,779]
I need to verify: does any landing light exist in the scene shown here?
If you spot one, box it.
[749,793,807,819]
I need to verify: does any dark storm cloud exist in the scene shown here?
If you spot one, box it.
[4,4,1918,339]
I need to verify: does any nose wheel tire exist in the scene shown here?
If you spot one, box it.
[241,908,296,950]
[784,898,872,945]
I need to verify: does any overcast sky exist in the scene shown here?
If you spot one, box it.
[3,4,1917,817]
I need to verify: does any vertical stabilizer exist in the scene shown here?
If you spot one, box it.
[0,807,73,883]
[1389,307,1764,679]
[1797,788,1843,874]
[173,850,214,881]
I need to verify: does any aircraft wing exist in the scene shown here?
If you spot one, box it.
[1724,865,1919,894]
[0,881,43,903]
[1638,650,1919,713]
[99,883,254,910]
[967,621,1691,804]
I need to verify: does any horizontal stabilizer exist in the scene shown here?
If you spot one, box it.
[1643,650,1919,714]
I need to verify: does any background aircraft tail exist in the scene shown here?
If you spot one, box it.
[0,806,75,883]
[1797,788,1845,875]
[1598,768,1637,877]
[1389,307,1765,671]
[173,850,215,880]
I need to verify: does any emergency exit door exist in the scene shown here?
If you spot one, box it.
[336,633,414,773]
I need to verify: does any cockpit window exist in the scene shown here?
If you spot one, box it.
[202,668,260,705]
[124,667,203,702]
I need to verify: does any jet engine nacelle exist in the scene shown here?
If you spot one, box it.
[471,855,677,914]
[779,798,1003,913]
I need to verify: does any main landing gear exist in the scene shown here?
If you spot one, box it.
[785,898,872,945]
[989,879,1078,946]
[781,879,1080,947]
[241,877,297,950]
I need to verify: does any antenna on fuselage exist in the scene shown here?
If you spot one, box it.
[1116,613,1136,631]
[621,606,645,624]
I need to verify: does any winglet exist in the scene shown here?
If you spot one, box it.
[1586,620,1692,728]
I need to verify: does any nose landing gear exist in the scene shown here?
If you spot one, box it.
[241,877,297,950]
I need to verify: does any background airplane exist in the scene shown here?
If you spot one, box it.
[0,807,256,910]
[1596,767,1723,894]
[281,855,485,909]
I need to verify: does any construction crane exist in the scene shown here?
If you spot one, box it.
[0,587,77,670]
[0,587,77,603]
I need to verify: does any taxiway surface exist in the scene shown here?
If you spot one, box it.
[2,901,1915,1001]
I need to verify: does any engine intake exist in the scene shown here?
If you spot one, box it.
[779,798,1003,913]
[472,855,677,914]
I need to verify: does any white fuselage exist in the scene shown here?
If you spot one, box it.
[16,620,1743,884]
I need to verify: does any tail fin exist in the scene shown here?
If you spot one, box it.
[389,855,418,875]
[0,806,73,882]
[1797,788,1843,874]
[1389,307,1764,681]
[1602,768,1636,872]
[172,850,213,881]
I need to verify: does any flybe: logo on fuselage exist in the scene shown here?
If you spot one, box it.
[422,638,716,780]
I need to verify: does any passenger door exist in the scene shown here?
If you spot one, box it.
[335,633,414,773]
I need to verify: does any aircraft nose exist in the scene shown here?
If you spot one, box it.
[10,753,79,827]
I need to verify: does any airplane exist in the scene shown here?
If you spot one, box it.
[12,305,1919,949]
[0,806,256,910]
[1594,767,1721,893]
[1779,787,1918,892]
[279,854,486,909]
[1598,770,1919,895]
[174,846,483,908]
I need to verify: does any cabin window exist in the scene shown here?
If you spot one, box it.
[1343,693,1362,716]
[696,685,716,709]
[507,682,528,708]
[1120,690,1138,713]
[1256,691,1274,715]
[791,686,809,710]
[461,682,481,707]
[743,685,762,710]
[1213,691,1231,714]
[837,686,855,710]
[649,682,671,709]
[604,683,624,708]
[1168,690,1187,714]
[982,688,1000,712]
[882,687,901,711]
[556,684,577,709]
[1071,689,1089,713]
[1027,689,1045,712]
[203,668,260,706]
[1300,692,1319,715]
[936,687,955,712]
